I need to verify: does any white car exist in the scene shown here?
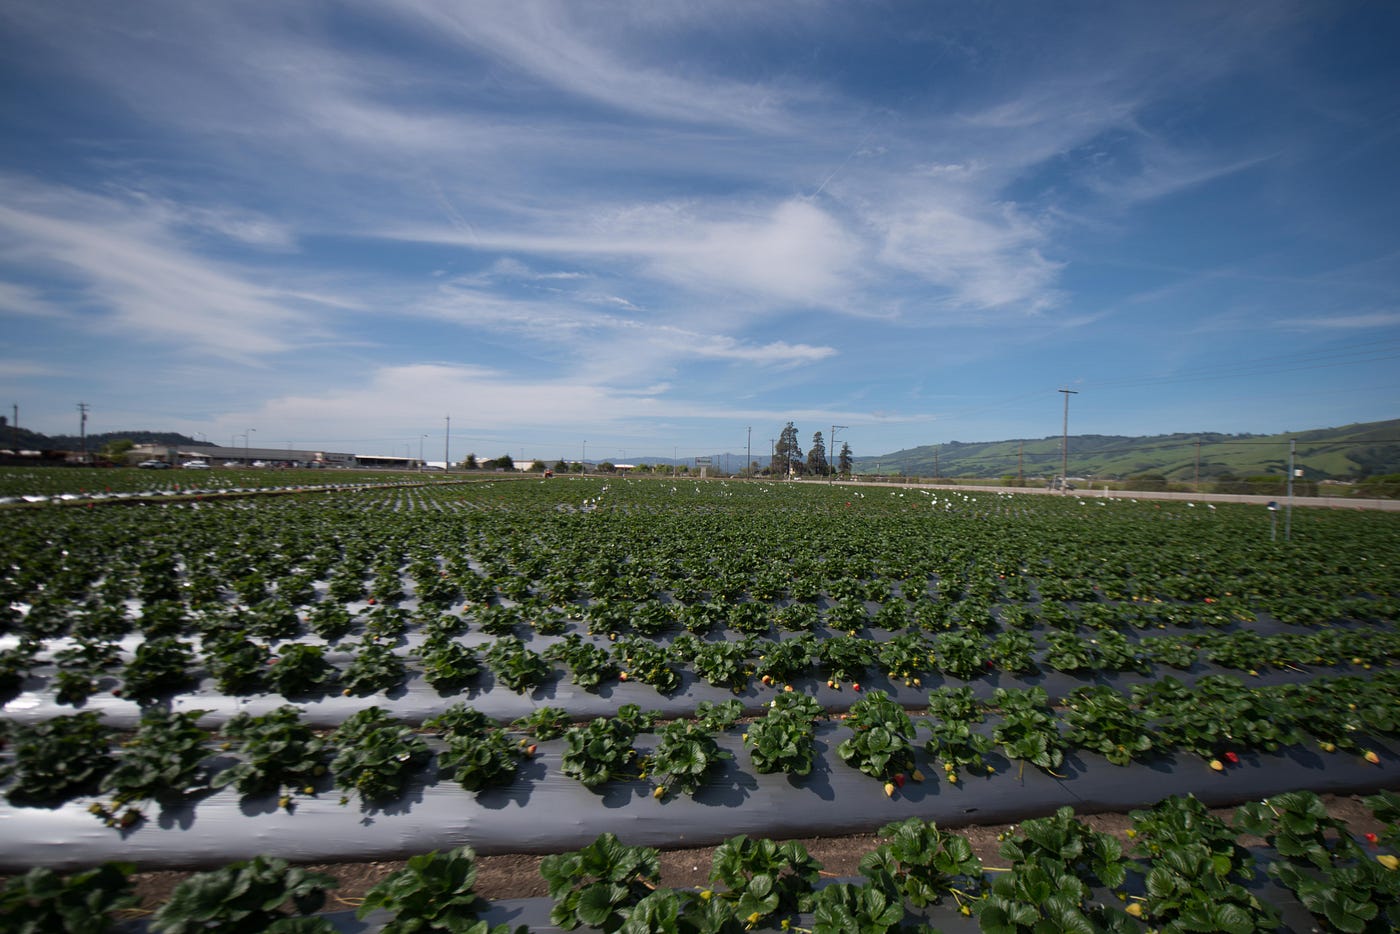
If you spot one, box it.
[181,460,210,469]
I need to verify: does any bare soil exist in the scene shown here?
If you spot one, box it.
[116,793,1389,915]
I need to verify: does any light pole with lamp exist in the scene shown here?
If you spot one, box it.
[246,428,255,463]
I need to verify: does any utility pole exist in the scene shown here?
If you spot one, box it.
[830,426,847,484]
[444,415,450,471]
[419,434,427,470]
[1285,439,1295,542]
[933,448,939,483]
[1058,388,1078,492]
[1194,439,1201,493]
[77,402,89,461]
[1018,442,1024,486]
[746,426,751,479]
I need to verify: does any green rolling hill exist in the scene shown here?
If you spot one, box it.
[852,418,1400,481]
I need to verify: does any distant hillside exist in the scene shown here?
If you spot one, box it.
[851,418,1400,481]
[1,426,199,451]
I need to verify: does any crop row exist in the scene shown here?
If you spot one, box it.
[5,619,1400,715]
[4,670,1395,821]
[4,481,1398,641]
[6,791,1398,933]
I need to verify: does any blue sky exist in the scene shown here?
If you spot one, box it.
[2,1,1398,463]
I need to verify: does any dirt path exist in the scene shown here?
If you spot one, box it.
[119,793,1388,912]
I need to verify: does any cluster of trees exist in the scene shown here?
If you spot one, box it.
[769,422,852,478]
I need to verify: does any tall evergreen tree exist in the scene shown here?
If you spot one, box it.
[775,422,804,477]
[838,441,853,478]
[806,432,829,476]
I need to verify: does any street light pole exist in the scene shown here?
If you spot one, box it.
[246,428,255,461]
[419,434,427,471]
[1058,389,1078,492]
[746,426,751,479]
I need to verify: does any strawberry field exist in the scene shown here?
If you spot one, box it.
[1,474,1398,931]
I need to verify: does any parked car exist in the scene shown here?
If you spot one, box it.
[138,460,171,469]
[181,460,210,469]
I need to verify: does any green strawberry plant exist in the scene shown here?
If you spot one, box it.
[774,601,819,631]
[629,599,676,637]
[418,636,482,693]
[512,705,572,740]
[94,708,212,829]
[693,698,744,732]
[809,880,906,934]
[212,705,331,807]
[1235,790,1398,932]
[439,729,524,794]
[987,629,1037,675]
[1061,685,1155,766]
[1139,635,1198,669]
[1127,794,1276,934]
[339,638,407,696]
[330,706,430,806]
[1365,790,1400,850]
[612,638,681,694]
[560,716,638,788]
[998,806,1127,889]
[990,686,1066,774]
[858,817,983,908]
[1042,632,1098,673]
[363,604,411,641]
[680,602,725,634]
[744,692,823,776]
[483,636,551,694]
[684,638,749,692]
[202,633,270,696]
[0,862,137,934]
[265,642,341,698]
[306,601,356,641]
[931,631,988,681]
[837,690,917,786]
[425,703,500,740]
[708,834,822,927]
[1,710,113,805]
[358,845,527,934]
[972,853,1127,933]
[540,832,660,932]
[751,634,816,685]
[545,634,619,691]
[647,720,731,800]
[816,634,875,684]
[120,636,198,703]
[924,688,994,779]
[150,855,336,934]
[876,633,932,683]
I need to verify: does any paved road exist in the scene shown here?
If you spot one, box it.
[832,479,1400,512]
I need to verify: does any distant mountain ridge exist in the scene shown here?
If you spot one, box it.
[7,420,1398,480]
[1,426,199,451]
[849,418,1400,481]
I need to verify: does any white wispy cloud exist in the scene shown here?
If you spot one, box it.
[367,0,805,132]
[0,180,326,361]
